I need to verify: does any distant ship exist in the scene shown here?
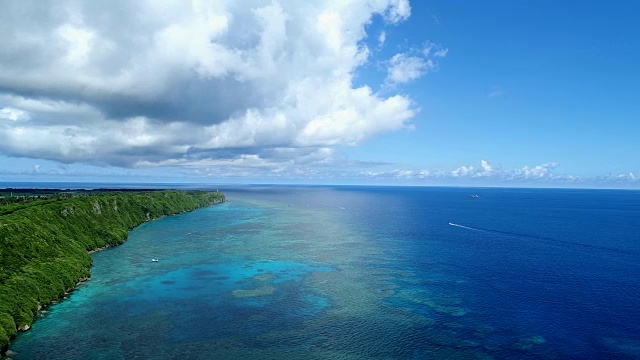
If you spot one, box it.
[468,194,480,198]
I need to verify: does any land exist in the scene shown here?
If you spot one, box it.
[0,189,225,351]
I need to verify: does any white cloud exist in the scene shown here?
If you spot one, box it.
[422,41,448,58]
[385,41,447,84]
[614,172,638,182]
[0,0,427,168]
[57,24,95,67]
[364,160,572,182]
[449,160,494,178]
[386,53,433,84]
[0,107,30,122]
[434,48,448,57]
[512,162,558,179]
[384,0,411,23]
[378,31,387,47]
[451,165,475,177]
[479,159,494,176]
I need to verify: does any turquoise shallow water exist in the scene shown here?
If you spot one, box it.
[9,186,640,359]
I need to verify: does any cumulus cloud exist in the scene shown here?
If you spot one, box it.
[612,172,638,182]
[450,160,494,178]
[0,0,423,169]
[511,162,558,179]
[451,165,475,177]
[385,41,447,84]
[364,160,572,182]
[378,31,387,47]
[386,53,433,84]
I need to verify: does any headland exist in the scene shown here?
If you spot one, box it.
[0,189,225,351]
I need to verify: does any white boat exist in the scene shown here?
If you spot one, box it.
[151,259,159,262]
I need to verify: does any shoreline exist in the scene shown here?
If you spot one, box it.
[0,191,226,353]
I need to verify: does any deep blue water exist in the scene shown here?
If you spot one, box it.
[8,186,640,359]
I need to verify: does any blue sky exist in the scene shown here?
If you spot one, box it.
[0,1,638,188]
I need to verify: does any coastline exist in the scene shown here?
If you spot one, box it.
[0,190,225,353]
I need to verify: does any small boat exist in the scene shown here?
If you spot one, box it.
[468,194,480,198]
[151,259,159,262]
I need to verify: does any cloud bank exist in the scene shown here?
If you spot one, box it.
[362,160,584,184]
[4,158,637,188]
[0,0,439,169]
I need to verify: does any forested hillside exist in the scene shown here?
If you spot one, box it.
[0,190,225,350]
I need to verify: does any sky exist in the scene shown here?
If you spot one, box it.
[0,0,638,188]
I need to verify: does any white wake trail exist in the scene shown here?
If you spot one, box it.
[448,222,481,231]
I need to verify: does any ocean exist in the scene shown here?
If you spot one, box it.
[8,186,640,359]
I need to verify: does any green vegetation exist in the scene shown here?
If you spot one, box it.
[0,190,225,351]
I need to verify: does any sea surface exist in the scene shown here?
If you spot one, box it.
[8,186,640,359]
